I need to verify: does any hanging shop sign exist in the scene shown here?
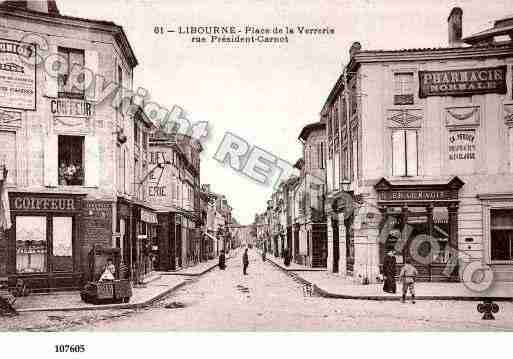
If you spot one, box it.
[419,65,507,98]
[140,208,158,224]
[448,129,476,161]
[0,39,36,110]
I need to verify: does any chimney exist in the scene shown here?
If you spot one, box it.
[448,7,463,47]
[349,41,362,58]
[27,1,48,13]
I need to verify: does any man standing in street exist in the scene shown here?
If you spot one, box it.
[399,259,418,303]
[242,248,249,275]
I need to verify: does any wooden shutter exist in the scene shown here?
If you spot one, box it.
[44,134,58,186]
[45,44,58,97]
[85,136,100,187]
[406,130,418,176]
[509,127,513,173]
[85,50,98,101]
[392,130,406,176]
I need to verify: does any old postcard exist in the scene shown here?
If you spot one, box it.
[1,0,513,350]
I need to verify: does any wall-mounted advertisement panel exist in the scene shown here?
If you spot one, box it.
[0,39,36,110]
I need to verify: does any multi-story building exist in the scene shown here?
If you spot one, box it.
[323,7,513,284]
[199,184,235,256]
[0,0,157,291]
[295,122,327,268]
[148,124,202,271]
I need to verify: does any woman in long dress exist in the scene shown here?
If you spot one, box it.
[383,251,397,293]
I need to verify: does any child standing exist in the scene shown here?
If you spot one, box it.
[399,260,418,303]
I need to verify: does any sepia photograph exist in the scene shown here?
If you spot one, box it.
[1,0,513,352]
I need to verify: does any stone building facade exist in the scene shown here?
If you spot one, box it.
[324,7,513,284]
[0,0,157,291]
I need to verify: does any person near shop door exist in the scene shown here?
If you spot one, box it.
[242,248,249,275]
[219,250,226,270]
[399,259,418,303]
[382,250,397,293]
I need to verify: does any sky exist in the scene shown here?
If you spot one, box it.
[59,0,513,225]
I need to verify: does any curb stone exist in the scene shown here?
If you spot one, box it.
[17,265,218,313]
[160,262,219,276]
[265,256,513,302]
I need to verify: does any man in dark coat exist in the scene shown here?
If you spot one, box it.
[283,248,291,267]
[219,250,226,270]
[242,248,249,275]
[383,250,397,293]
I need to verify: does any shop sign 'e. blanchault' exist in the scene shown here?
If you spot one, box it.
[418,65,507,98]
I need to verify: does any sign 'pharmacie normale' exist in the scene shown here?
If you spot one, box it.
[419,65,507,98]
[0,38,36,110]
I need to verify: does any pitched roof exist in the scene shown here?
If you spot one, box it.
[298,122,325,141]
[0,0,138,67]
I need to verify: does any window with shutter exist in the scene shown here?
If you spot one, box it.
[392,130,417,176]
[57,47,85,99]
[84,136,99,187]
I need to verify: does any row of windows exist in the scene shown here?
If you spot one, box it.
[305,142,325,171]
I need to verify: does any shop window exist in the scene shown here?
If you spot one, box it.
[392,130,418,177]
[58,135,84,185]
[0,130,16,185]
[52,217,73,272]
[394,72,414,105]
[432,207,450,263]
[491,209,513,261]
[58,47,85,99]
[16,216,47,273]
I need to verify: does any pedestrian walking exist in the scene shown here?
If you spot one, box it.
[382,250,397,293]
[399,259,418,303]
[283,248,291,267]
[242,248,249,275]
[219,250,226,270]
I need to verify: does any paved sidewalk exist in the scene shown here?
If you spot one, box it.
[264,253,326,272]
[266,256,513,301]
[12,258,222,313]
[159,258,220,276]
[14,275,190,313]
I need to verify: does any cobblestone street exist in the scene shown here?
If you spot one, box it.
[3,250,509,331]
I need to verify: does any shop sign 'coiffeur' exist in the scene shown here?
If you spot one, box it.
[11,197,77,211]
[50,98,94,117]
[419,65,507,97]
[0,39,36,110]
